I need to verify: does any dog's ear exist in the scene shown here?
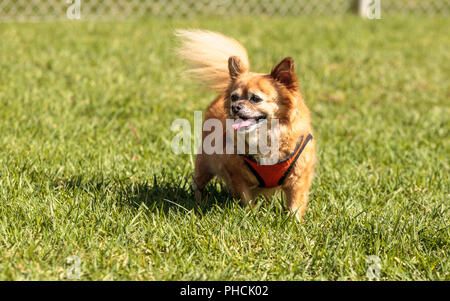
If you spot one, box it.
[228,56,246,80]
[270,57,298,90]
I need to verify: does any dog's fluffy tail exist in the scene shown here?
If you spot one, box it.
[175,29,249,91]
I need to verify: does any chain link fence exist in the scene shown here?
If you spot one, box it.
[0,0,449,22]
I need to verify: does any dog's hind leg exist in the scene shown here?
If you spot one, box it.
[193,155,214,204]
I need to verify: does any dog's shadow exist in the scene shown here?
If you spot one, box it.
[54,175,236,214]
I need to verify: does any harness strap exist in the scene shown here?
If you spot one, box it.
[241,133,313,188]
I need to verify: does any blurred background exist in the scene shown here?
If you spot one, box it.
[0,0,448,22]
[0,0,448,280]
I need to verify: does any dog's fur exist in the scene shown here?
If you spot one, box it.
[176,29,316,221]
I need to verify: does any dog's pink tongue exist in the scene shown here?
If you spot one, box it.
[232,119,252,131]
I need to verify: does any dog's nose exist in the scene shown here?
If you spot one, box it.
[231,103,243,114]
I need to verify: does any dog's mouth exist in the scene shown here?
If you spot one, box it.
[232,113,267,131]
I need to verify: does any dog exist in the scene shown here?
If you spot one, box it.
[176,30,316,221]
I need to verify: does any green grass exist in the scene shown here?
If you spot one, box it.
[0,16,448,280]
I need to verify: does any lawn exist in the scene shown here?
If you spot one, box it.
[0,16,448,280]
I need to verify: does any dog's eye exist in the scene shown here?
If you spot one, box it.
[250,95,263,103]
[231,94,239,102]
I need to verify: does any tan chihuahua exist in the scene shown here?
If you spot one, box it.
[176,30,316,221]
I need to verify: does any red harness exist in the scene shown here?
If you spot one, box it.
[240,134,313,188]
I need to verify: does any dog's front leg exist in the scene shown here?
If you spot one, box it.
[237,186,253,207]
[283,176,312,222]
[226,176,253,207]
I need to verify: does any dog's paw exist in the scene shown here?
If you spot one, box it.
[194,189,203,203]
[191,176,204,205]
